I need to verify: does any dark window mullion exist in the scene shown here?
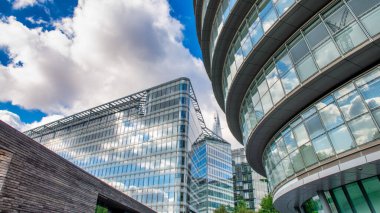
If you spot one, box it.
[330,189,343,213]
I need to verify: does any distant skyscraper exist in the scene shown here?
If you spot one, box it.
[212,113,222,138]
[232,148,267,211]
[191,134,234,213]
[25,78,210,213]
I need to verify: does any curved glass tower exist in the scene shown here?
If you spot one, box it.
[194,0,380,212]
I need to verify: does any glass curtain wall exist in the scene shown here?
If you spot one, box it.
[239,0,380,143]
[191,139,234,213]
[26,79,204,213]
[263,65,380,191]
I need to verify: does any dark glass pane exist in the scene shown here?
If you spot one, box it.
[362,177,380,210]
[305,21,330,49]
[348,0,380,17]
[346,182,371,213]
[332,188,353,213]
[304,114,325,139]
[290,37,309,63]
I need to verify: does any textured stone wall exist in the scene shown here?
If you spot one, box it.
[0,121,155,213]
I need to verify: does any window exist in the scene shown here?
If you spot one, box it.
[269,80,285,104]
[259,0,278,32]
[283,130,297,152]
[328,125,355,154]
[346,182,372,213]
[348,0,380,36]
[304,114,325,139]
[281,156,294,177]
[296,55,318,82]
[289,150,304,172]
[332,188,353,213]
[293,123,310,147]
[300,142,318,167]
[305,21,330,49]
[348,113,379,145]
[362,177,380,211]
[312,134,335,160]
[319,103,344,130]
[312,39,340,68]
[276,53,293,76]
[290,37,309,63]
[357,74,380,109]
[281,68,299,94]
[275,0,295,16]
[337,91,368,120]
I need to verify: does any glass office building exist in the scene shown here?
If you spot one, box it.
[195,0,380,212]
[25,78,209,213]
[191,136,234,213]
[232,148,267,211]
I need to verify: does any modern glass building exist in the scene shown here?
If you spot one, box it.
[191,135,234,213]
[194,0,380,212]
[232,148,267,211]
[25,78,211,213]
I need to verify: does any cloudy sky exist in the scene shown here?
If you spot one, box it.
[0,0,242,148]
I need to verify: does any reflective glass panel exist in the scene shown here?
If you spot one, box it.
[290,37,309,63]
[289,150,304,172]
[305,21,330,49]
[275,0,295,16]
[346,182,371,213]
[293,123,310,147]
[281,156,294,177]
[348,0,380,17]
[261,92,274,114]
[336,22,367,53]
[283,130,297,152]
[313,39,340,68]
[358,76,380,109]
[312,134,335,160]
[269,80,285,104]
[304,113,325,139]
[266,66,279,87]
[300,142,318,167]
[359,4,380,36]
[337,91,368,121]
[324,4,355,33]
[319,103,344,130]
[296,55,318,82]
[362,177,380,211]
[374,108,380,126]
[332,188,353,213]
[276,53,293,76]
[259,0,278,32]
[328,125,355,153]
[348,113,379,145]
[281,68,299,94]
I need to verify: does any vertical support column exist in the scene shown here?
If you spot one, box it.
[317,191,332,213]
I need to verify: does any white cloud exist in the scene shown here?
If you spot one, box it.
[0,0,241,148]
[11,0,45,9]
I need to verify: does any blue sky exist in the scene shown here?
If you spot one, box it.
[0,0,201,124]
[0,0,240,147]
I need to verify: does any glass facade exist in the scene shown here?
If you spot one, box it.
[191,138,234,213]
[232,148,268,211]
[25,79,205,213]
[239,0,380,143]
[262,65,380,191]
[209,0,238,61]
[303,175,380,213]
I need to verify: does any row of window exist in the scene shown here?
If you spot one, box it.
[148,82,188,101]
[222,0,296,99]
[263,66,380,190]
[239,0,380,144]
[209,0,237,60]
